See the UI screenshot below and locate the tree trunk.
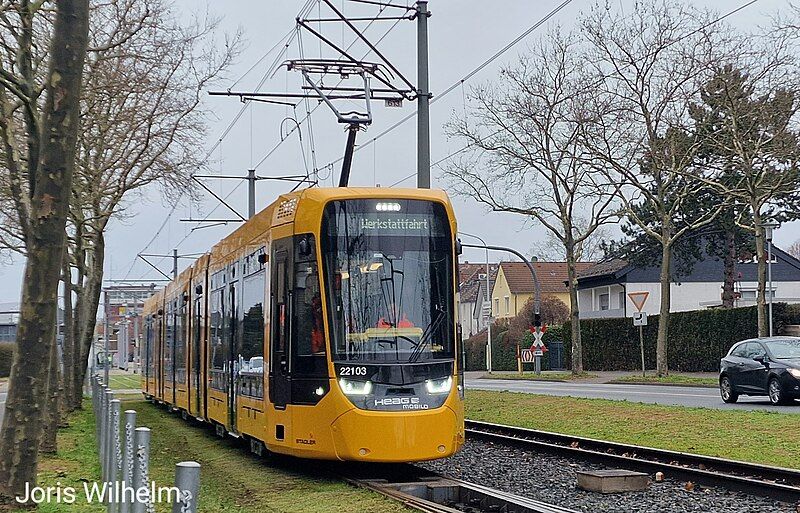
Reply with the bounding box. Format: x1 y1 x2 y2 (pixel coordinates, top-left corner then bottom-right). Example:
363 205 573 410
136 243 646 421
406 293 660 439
69 241 85 409
753 209 767 337
0 0 89 500
656 240 672 377
61 249 75 414
39 331 60 454
72 234 104 408
721 228 737 309
565 239 583 374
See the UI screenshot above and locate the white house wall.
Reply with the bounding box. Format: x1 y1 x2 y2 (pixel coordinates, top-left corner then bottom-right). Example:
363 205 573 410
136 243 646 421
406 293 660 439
580 281 800 318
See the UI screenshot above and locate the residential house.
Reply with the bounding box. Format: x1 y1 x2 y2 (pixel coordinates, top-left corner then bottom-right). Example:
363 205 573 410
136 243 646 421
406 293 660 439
491 261 593 319
0 301 65 343
576 246 800 319
0 302 19 343
458 262 499 339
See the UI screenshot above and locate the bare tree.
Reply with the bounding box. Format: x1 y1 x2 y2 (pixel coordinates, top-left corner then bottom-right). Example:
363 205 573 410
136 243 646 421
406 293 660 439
64 0 240 410
789 239 800 260
580 1 725 376
530 220 609 262
0 0 89 501
444 29 619 375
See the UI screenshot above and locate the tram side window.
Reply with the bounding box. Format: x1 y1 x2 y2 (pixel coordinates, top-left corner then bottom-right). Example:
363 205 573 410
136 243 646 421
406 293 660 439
175 296 186 385
165 302 174 384
210 285 226 391
275 258 287 356
144 317 152 378
292 235 327 376
240 265 265 398
227 274 238 384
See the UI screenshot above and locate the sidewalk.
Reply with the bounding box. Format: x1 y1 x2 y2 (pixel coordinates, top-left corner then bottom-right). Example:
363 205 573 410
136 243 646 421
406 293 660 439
465 370 719 385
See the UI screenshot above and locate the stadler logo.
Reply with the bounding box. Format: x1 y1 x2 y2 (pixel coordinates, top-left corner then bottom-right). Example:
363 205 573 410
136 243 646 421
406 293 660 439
360 217 429 231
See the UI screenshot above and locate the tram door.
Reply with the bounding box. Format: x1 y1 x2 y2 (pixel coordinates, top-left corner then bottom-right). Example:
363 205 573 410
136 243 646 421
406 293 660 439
227 264 239 432
270 246 291 409
192 292 202 416
157 311 164 400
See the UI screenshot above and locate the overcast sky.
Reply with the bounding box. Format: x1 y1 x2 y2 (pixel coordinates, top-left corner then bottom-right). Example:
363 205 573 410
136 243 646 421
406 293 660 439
1 0 798 303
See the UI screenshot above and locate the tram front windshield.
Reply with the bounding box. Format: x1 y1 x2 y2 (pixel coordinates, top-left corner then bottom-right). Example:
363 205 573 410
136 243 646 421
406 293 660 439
322 199 455 364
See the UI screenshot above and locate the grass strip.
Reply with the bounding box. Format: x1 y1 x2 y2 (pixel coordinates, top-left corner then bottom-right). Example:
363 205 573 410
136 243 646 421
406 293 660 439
28 401 410 512
466 390 800 470
480 371 596 382
107 374 141 391
608 374 718 387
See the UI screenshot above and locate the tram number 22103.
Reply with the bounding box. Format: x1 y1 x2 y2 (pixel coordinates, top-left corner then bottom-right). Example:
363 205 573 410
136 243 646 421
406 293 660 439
339 366 368 377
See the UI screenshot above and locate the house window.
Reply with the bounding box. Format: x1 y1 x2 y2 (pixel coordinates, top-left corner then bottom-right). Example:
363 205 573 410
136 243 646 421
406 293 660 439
599 293 609 311
618 291 625 310
504 296 510 314
494 298 499 314
740 289 775 300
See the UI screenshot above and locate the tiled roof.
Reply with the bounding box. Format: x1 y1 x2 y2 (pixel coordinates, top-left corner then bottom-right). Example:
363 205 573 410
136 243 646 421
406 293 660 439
576 259 630 280
458 263 485 286
458 262 499 302
460 280 482 303
500 261 594 294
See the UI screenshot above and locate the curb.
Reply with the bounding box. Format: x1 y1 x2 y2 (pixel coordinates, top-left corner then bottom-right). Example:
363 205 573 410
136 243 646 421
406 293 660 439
606 380 718 389
477 376 719 388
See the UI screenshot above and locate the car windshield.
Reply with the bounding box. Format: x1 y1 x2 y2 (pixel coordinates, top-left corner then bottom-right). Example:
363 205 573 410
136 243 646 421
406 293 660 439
321 199 455 363
764 339 800 359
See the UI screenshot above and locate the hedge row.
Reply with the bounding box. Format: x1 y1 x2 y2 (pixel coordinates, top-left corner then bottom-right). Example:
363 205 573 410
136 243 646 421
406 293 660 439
464 303 800 372
0 342 14 378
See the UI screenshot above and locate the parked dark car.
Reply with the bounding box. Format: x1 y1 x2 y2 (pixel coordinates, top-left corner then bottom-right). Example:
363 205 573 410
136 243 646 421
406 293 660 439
719 337 800 405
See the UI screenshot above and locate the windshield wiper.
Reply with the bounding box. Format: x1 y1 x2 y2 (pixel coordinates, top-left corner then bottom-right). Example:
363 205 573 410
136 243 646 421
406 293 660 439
408 309 446 363
373 336 417 346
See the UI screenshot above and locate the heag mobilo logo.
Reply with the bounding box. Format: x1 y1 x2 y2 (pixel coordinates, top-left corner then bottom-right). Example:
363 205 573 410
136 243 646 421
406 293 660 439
374 397 429 410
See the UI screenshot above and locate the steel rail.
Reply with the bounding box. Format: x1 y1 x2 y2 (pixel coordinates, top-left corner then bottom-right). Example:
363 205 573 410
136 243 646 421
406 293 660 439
465 419 800 504
346 470 579 513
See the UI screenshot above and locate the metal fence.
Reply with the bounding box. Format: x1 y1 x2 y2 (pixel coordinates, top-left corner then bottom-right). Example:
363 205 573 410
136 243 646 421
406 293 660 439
91 376 201 513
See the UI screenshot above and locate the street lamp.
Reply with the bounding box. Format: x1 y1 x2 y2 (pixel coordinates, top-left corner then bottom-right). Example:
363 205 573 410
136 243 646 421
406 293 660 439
458 231 494 373
763 222 779 337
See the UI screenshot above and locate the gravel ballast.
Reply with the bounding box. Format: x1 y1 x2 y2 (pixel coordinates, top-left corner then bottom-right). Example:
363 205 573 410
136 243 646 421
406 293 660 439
418 439 798 513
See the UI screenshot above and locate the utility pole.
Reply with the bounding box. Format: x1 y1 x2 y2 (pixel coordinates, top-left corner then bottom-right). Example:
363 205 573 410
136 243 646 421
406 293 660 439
173 249 178 279
247 168 256 218
416 0 431 189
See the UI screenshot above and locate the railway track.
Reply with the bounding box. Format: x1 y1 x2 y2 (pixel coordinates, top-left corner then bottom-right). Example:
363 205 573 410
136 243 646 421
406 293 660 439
465 419 800 504
345 467 579 513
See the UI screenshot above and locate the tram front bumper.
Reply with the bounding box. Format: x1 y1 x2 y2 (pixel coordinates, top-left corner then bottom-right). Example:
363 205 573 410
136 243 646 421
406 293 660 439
330 405 462 462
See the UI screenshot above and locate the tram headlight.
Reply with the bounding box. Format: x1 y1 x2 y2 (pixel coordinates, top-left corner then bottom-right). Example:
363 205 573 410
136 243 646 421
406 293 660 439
375 202 401 212
339 379 373 396
425 376 453 394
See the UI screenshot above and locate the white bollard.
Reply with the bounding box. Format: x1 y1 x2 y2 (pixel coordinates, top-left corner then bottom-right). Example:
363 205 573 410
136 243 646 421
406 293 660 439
132 427 151 513
108 399 121 513
103 390 114 481
171 462 201 513
120 410 136 513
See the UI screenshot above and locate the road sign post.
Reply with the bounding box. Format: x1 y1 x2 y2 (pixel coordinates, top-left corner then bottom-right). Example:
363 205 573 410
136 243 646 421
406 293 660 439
628 292 650 378
528 325 547 376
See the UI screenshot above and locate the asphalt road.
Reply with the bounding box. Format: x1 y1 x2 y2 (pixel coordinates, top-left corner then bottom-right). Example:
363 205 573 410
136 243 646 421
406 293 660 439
465 378 800 414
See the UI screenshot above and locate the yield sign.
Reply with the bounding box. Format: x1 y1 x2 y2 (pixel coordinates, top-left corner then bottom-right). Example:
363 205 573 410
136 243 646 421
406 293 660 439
627 291 650 312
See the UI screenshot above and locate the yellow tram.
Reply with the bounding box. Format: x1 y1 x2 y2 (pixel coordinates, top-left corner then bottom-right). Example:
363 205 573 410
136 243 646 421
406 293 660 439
141 187 465 462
